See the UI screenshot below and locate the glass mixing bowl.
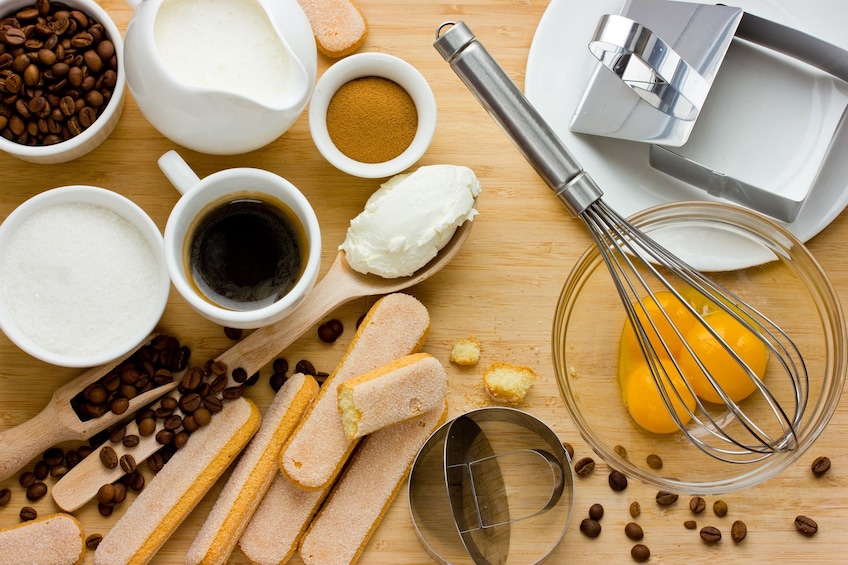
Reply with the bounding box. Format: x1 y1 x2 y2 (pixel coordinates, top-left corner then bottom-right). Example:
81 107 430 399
552 201 846 494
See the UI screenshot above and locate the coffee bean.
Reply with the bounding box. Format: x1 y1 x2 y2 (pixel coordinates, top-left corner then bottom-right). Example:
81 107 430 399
50 464 68 478
25 482 47 501
684 520 697 530
270 372 288 392
579 518 601 538
811 456 831 477
174 431 190 449
295 359 316 376
99 446 118 469
318 319 343 343
794 515 818 536
656 491 678 506
182 414 198 433
574 457 595 477
689 496 706 514
86 533 103 550
629 501 641 518
19 471 35 489
210 374 228 394
164 414 183 431
614 444 628 459
119 454 136 474
193 407 211 427
646 454 663 469
222 385 244 400
180 392 202 413
232 367 248 383
0 488 11 506
122 434 140 448
209 360 227 376
700 526 722 543
112 481 127 504
244 371 259 387
147 452 165 473
97 483 115 504
273 358 289 374
224 326 242 340
44 447 65 466
156 429 175 445
203 395 223 414
110 397 129 415
109 426 126 444
631 544 650 562
609 470 628 491
589 503 604 521
561 441 574 460
33 460 49 480
98 503 113 517
181 367 203 391
625 522 644 541
20 506 37 521
731 520 747 542
713 500 728 517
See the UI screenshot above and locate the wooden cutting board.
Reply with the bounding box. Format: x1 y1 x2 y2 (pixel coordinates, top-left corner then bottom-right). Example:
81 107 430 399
2 0 847 562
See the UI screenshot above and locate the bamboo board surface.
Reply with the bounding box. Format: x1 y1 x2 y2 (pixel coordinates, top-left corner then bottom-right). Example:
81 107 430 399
2 0 848 562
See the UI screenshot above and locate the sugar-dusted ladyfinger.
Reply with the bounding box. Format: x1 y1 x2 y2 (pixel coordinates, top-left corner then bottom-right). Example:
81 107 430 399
299 402 448 565
279 293 430 491
0 513 85 565
337 352 447 439
186 374 319 565
296 0 368 58
94 397 261 565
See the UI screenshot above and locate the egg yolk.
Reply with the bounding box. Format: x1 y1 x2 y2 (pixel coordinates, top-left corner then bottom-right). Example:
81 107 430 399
623 359 696 434
620 291 697 362
677 310 768 404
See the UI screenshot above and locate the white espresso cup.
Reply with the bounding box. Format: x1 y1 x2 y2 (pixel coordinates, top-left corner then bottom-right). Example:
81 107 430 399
160 150 321 328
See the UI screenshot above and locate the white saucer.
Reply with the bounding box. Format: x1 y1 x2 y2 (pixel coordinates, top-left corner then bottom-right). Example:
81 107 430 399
525 0 848 268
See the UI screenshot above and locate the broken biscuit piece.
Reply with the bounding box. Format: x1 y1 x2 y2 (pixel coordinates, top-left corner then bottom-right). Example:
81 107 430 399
450 337 481 366
483 361 537 404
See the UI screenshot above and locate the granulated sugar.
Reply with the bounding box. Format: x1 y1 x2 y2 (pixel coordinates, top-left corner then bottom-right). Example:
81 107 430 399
0 202 161 358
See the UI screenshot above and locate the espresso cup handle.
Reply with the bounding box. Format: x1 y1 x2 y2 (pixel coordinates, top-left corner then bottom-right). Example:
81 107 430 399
158 150 201 195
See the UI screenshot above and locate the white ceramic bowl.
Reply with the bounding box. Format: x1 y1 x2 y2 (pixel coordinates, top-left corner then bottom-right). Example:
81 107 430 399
309 53 437 178
0 0 126 164
0 186 170 367
160 151 322 329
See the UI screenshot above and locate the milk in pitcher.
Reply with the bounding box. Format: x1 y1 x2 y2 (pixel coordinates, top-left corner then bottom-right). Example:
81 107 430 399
154 0 290 106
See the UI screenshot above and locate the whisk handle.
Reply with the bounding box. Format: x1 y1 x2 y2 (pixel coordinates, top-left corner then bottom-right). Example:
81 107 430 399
434 21 602 216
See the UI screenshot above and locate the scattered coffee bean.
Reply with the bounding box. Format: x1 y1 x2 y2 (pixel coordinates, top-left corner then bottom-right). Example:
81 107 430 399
629 501 641 518
232 367 248 383
270 372 288 392
203 395 224 414
20 506 37 521
684 520 697 530
811 456 831 477
625 522 644 541
731 520 747 542
609 470 628 491
223 326 243 340
222 385 244 400
193 408 212 427
614 444 628 459
86 533 103 550
112 482 127 504
317 319 344 343
65 451 81 470
589 503 604 521
179 392 202 413
98 503 114 517
579 518 602 538
244 371 259 387
272 357 289 374
109 426 127 444
25 482 47 501
631 543 650 562
296 359 316 376
574 457 595 477
700 526 722 543
0 488 11 506
713 499 728 517
128 471 145 492
19 471 35 489
99 446 118 469
315 371 329 385
33 460 49 480
44 447 64 466
656 491 678 506
97 483 115 505
147 452 165 473
156 429 175 445
794 515 818 536
173 431 190 450
50 464 68 478
122 434 140 448
561 441 574 459
646 454 663 469
119 454 136 474
689 496 706 514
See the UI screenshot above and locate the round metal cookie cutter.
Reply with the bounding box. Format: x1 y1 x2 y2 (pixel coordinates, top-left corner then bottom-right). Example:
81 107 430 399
408 407 574 564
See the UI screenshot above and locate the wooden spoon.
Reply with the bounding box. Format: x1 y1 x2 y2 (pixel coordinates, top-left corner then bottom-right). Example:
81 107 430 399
0 335 181 482
52 208 477 511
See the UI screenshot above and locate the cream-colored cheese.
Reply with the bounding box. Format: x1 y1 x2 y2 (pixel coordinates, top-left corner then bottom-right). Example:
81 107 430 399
340 164 480 277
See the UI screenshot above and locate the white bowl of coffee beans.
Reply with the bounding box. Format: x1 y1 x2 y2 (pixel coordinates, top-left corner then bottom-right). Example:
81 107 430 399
0 0 126 164
309 52 437 178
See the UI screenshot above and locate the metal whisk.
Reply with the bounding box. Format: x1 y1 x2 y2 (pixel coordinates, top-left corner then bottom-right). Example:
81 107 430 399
434 21 808 463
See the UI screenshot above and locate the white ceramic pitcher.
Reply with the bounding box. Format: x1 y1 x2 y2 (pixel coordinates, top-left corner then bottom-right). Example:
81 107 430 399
123 0 317 155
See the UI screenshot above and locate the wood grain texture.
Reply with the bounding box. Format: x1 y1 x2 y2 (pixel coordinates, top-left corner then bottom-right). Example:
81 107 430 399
2 0 848 563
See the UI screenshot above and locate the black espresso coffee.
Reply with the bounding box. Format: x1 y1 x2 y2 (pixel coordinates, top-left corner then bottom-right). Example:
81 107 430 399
186 194 306 310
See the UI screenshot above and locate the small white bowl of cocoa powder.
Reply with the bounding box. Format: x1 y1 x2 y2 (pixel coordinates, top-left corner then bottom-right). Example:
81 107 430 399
308 52 437 178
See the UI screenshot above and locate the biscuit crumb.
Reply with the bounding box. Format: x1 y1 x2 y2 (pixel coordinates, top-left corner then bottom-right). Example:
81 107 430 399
450 337 481 366
482 362 536 404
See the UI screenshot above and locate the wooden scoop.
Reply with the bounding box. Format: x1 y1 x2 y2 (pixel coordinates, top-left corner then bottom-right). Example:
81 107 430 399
52 208 477 511
0 336 181 482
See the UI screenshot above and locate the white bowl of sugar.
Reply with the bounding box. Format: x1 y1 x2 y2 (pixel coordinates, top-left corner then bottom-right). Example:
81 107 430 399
0 186 170 367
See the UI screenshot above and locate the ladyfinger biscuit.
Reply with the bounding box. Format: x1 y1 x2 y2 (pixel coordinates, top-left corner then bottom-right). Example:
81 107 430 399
338 353 447 439
299 402 448 565
238 473 328 565
186 374 319 565
94 397 261 565
0 513 85 565
280 293 430 491
297 0 368 58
